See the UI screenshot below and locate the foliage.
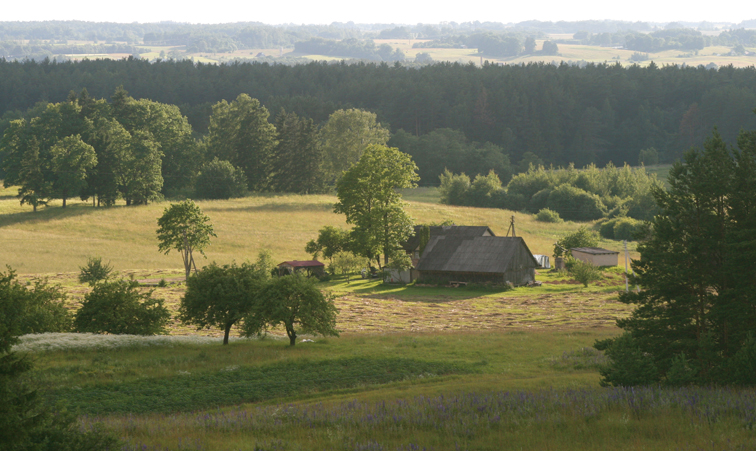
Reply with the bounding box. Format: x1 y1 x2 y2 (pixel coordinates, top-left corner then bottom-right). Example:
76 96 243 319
568 259 603 287
638 147 659 165
595 333 660 386
334 145 419 267
205 93 277 191
193 158 247 200
385 251 413 273
180 256 271 345
331 252 365 280
73 279 170 335
541 41 559 55
270 110 325 193
305 226 351 264
545 184 606 221
0 267 72 340
535 208 563 223
49 135 97 207
156 200 216 281
78 256 114 286
319 109 390 184
596 126 756 386
553 226 599 258
390 128 511 187
438 169 471 205
242 274 339 346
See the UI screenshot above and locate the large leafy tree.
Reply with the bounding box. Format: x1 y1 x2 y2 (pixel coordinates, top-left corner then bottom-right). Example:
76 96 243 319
156 200 216 281
596 128 756 386
49 135 97 207
334 144 418 267
270 110 325 193
319 108 390 184
205 94 277 191
242 273 339 346
180 255 271 345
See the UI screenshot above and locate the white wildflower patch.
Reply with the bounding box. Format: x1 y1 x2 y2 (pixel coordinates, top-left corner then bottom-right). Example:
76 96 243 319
12 333 255 353
221 365 239 372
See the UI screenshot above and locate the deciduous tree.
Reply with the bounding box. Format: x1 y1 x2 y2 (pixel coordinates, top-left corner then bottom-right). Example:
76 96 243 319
320 109 390 184
156 200 216 281
242 273 339 346
334 145 418 267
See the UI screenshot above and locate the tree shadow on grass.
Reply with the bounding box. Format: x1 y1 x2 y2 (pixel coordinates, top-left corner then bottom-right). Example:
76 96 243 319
206 202 334 213
346 282 508 303
0 203 127 229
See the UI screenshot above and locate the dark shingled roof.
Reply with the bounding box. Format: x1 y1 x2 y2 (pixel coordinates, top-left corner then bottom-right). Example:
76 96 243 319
571 247 619 255
417 236 538 274
402 225 494 252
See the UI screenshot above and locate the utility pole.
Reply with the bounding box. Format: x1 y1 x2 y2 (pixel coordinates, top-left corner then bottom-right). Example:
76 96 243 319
506 215 516 237
624 240 629 293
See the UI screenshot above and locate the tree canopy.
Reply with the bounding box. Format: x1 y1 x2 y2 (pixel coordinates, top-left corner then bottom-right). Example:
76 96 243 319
156 200 216 281
334 144 418 267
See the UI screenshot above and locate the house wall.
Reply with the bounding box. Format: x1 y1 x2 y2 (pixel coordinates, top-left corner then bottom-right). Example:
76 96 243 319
571 250 618 267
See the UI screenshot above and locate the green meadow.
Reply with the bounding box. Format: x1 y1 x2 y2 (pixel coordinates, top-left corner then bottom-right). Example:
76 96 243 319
5 184 755 450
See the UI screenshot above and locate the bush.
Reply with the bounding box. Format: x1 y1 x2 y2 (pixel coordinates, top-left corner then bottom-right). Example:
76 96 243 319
438 169 470 205
613 217 642 241
554 226 599 258
546 184 606 221
0 268 72 336
194 158 247 199
529 188 552 213
595 333 661 387
599 218 617 239
535 208 563 223
569 259 603 287
78 256 114 286
74 280 170 335
638 147 659 165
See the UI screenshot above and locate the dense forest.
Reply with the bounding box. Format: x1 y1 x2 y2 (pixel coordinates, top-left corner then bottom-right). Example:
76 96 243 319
2 58 756 183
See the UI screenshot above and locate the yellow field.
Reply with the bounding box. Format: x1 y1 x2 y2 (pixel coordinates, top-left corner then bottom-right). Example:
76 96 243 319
0 185 635 275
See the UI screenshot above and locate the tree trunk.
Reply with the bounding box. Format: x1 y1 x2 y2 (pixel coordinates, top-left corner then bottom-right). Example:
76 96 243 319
287 327 296 346
62 196 66 208
223 323 232 345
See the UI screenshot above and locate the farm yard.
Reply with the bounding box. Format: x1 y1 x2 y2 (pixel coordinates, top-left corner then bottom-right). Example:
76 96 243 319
3 185 756 450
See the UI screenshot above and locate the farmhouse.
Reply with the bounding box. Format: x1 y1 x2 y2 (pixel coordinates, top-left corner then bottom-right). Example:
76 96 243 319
277 260 325 277
416 235 538 286
402 225 494 264
570 247 619 267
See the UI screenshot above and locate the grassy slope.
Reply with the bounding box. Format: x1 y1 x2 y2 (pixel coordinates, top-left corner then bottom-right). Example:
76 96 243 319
0 185 637 275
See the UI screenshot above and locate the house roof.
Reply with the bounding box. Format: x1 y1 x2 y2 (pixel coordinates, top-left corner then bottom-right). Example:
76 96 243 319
402 225 495 252
278 260 325 268
416 236 538 274
571 247 619 255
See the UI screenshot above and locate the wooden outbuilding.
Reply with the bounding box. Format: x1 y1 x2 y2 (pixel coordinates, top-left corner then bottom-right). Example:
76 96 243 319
570 247 619 267
277 260 325 277
416 236 538 286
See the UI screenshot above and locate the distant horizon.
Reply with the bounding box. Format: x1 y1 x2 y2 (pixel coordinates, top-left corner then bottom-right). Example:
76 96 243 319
3 0 754 28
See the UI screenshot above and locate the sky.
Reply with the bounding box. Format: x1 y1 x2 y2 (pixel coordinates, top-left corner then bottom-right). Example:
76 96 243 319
2 0 752 25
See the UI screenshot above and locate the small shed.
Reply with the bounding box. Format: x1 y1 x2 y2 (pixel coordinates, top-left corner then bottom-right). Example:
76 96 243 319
416 236 538 286
571 247 619 267
277 260 325 277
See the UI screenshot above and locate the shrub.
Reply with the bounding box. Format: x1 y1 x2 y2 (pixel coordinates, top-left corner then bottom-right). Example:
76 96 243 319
438 169 470 205
529 188 552 213
0 268 72 336
536 208 563 223
74 280 170 335
595 333 661 387
569 259 603 287
638 147 659 165
78 256 114 285
194 158 247 200
613 217 643 241
546 184 606 221
599 218 617 239
554 226 599 258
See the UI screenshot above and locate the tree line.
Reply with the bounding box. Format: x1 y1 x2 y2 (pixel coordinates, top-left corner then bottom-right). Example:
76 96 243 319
2 58 756 176
572 28 756 52
0 86 396 209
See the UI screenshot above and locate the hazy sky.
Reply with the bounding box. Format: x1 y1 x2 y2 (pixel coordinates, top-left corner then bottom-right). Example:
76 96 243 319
3 0 751 25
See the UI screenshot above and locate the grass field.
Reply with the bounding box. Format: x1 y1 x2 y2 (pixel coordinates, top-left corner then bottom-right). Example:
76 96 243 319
7 184 753 450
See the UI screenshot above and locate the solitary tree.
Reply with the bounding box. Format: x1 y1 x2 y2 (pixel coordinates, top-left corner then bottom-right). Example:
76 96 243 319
156 200 216 281
242 273 339 346
334 145 418 267
180 255 271 345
